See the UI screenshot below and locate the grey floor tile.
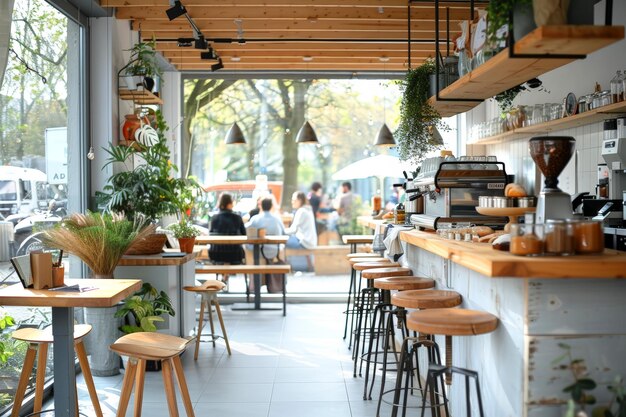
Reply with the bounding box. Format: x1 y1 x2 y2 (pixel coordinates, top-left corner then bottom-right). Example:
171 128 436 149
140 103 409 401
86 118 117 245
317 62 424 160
271 382 348 402
274 366 345 383
194 402 270 417
197 382 274 403
209 366 277 384
268 401 351 417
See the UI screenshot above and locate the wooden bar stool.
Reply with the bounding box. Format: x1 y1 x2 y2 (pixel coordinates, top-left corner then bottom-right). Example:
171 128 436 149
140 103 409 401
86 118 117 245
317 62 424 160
11 324 103 417
384 290 462 417
343 258 392 348
346 252 380 259
184 279 231 358
110 332 195 417
407 309 499 417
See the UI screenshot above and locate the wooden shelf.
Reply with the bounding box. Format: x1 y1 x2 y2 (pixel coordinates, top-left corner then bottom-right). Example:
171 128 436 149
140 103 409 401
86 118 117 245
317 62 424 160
119 89 163 105
472 100 626 145
430 25 624 117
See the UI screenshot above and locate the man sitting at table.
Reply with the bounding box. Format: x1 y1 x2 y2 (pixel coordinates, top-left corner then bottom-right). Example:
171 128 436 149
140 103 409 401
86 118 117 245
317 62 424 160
246 197 286 260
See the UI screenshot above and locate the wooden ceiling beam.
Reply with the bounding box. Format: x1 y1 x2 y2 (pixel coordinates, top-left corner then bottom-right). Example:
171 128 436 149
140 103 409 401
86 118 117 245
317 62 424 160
115 5 475 21
140 29 450 40
173 62 417 70
104 0 484 8
165 55 411 63
155 41 438 52
160 50 431 58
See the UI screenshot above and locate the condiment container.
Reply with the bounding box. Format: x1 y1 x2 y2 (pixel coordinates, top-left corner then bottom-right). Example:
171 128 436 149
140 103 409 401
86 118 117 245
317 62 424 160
571 220 604 254
516 197 535 208
394 203 406 225
372 195 382 212
493 197 513 208
510 224 544 256
544 220 574 256
600 90 613 107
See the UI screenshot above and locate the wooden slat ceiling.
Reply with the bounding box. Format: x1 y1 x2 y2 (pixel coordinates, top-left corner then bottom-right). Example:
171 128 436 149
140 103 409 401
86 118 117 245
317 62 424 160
100 0 486 72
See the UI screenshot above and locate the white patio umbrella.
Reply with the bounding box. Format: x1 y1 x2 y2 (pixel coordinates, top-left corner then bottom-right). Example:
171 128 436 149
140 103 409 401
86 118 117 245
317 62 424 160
332 154 415 201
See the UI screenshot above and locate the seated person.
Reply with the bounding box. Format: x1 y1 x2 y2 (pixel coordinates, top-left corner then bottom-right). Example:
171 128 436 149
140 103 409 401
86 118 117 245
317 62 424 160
246 198 285 261
285 192 317 271
209 193 246 266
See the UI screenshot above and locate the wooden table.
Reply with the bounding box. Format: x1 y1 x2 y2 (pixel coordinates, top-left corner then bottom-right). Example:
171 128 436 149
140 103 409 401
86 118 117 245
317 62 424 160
0 278 141 417
195 235 289 310
341 234 374 253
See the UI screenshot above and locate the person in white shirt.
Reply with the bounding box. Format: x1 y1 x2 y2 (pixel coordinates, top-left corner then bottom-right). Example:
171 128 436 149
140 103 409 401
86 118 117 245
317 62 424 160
246 198 285 260
285 191 317 249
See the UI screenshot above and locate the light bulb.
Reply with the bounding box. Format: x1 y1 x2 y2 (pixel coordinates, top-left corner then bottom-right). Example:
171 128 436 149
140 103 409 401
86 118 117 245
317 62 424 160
87 146 95 160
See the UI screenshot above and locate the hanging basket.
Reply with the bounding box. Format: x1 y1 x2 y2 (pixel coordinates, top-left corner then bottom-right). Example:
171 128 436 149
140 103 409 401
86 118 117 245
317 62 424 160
125 233 167 255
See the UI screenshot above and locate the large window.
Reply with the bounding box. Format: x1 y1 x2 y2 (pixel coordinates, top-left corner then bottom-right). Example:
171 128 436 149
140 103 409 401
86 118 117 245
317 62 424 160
0 0 86 412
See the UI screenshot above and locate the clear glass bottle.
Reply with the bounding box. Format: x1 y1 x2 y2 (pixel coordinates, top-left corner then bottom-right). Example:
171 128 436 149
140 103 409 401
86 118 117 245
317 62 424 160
619 70 626 102
610 70 622 104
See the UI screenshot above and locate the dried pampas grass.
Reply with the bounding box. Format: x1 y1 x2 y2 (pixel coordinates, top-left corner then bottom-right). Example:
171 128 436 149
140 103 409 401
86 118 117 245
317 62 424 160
42 212 156 276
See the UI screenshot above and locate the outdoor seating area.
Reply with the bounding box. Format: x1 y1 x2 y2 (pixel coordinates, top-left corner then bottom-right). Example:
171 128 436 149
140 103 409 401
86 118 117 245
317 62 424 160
2 1 626 417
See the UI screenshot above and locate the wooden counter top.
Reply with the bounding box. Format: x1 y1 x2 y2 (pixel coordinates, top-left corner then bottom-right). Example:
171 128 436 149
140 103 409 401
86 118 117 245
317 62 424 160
400 229 626 279
357 216 387 230
118 251 198 266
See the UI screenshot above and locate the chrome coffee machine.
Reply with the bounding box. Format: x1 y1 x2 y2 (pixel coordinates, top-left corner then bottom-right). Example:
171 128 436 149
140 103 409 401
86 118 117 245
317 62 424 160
601 121 626 201
409 158 508 230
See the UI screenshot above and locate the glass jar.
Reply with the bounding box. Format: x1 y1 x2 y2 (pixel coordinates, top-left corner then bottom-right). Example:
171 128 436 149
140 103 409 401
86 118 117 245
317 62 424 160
611 70 623 103
458 50 471 77
572 220 604 254
372 195 382 213
600 90 613 107
591 92 601 110
394 203 406 225
532 104 544 125
510 224 544 256
577 95 588 113
544 220 574 256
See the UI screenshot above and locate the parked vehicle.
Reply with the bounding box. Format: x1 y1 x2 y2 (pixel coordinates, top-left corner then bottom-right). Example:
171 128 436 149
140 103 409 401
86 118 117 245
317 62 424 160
0 166 49 218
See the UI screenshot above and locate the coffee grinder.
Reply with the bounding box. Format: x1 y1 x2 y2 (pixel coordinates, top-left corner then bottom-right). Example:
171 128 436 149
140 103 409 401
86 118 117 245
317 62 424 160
529 136 576 224
601 118 626 201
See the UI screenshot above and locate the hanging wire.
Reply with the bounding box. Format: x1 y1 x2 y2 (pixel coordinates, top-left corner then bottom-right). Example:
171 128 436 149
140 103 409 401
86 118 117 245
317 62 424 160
8 48 47 84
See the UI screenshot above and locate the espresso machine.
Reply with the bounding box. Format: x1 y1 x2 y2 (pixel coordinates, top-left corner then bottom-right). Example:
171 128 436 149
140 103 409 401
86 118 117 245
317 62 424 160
600 119 626 227
529 136 576 224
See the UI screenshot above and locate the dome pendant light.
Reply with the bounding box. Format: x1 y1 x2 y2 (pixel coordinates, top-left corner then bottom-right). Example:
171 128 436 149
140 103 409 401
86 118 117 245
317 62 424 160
374 123 395 147
225 122 246 145
296 120 318 144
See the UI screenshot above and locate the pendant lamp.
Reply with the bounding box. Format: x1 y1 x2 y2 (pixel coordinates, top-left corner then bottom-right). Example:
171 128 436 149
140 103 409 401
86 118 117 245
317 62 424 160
374 123 395 147
296 120 319 144
225 122 246 145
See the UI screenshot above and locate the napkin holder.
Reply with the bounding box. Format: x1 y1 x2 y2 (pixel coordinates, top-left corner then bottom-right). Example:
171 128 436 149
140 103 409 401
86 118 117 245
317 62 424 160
31 252 53 290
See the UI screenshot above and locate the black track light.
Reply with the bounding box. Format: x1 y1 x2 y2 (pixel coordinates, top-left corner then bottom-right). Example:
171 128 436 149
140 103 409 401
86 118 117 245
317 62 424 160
166 1 186 21
211 58 224 72
200 47 218 60
177 37 194 47
194 36 208 50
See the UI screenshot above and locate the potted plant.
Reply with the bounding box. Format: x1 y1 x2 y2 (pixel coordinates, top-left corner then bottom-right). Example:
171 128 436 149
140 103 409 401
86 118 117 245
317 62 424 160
168 218 200 253
396 59 446 164
96 110 201 254
121 39 163 92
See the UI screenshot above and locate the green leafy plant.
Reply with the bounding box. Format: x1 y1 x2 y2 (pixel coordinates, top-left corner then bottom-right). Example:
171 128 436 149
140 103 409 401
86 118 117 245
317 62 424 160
122 39 163 79
96 110 201 223
41 211 156 276
494 84 526 113
554 343 626 417
168 218 200 239
396 59 446 164
0 308 16 364
115 282 175 333
486 0 533 46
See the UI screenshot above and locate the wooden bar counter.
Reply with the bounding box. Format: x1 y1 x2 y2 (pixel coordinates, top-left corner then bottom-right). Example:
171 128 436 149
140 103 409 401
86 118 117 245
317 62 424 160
396 228 626 417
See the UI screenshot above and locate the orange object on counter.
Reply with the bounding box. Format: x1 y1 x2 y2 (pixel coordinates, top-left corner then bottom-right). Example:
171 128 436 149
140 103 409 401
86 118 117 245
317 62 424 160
372 195 382 212
573 220 604 254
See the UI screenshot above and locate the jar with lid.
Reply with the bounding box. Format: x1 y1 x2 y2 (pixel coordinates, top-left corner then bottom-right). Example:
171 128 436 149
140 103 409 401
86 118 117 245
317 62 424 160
394 203 406 225
611 70 623 103
571 219 604 254
591 92 601 110
510 223 544 256
600 90 613 107
577 95 588 113
544 220 574 256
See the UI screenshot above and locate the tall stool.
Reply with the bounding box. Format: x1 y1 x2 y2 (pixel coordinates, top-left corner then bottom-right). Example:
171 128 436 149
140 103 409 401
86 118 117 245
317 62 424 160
363 276 436 402
343 253 382 340
110 332 195 417
407 309 498 417
11 324 103 417
344 257 392 347
384 290 462 417
184 279 231 358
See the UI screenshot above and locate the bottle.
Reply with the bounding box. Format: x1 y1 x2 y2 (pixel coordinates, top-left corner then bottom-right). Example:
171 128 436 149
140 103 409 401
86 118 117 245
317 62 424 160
610 71 622 104
619 70 626 102
394 203 406 225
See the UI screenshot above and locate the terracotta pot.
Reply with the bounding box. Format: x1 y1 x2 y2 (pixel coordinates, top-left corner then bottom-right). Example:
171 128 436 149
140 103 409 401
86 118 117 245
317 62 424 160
178 237 196 253
121 114 150 141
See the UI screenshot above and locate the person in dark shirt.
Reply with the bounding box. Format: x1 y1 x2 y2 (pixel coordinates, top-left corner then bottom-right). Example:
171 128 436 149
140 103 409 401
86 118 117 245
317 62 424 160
209 193 246 264
309 182 323 218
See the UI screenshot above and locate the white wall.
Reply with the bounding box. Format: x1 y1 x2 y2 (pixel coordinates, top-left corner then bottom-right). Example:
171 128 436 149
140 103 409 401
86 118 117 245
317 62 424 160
463 0 626 198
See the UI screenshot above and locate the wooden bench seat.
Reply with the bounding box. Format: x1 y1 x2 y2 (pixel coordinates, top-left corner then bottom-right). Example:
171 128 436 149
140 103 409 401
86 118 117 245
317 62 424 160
285 245 351 275
196 264 291 275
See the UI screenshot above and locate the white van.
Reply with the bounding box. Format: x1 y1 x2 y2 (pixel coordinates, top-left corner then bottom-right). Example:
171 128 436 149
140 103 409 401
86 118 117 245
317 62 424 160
0 166 49 217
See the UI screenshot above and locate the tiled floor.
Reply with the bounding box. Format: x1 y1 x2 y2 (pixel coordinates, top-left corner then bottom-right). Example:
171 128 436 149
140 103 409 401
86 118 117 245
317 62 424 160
49 303 408 417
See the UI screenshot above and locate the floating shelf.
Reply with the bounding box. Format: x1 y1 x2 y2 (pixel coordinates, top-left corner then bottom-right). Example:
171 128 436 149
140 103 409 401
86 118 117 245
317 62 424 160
471 100 626 145
119 89 163 105
430 25 624 117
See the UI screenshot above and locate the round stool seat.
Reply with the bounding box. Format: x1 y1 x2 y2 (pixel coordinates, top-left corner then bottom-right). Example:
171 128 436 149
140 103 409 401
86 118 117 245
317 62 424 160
407 308 498 336
362 267 412 279
12 324 92 343
349 257 388 265
110 332 191 361
354 261 400 271
184 279 226 293
392 289 461 310
346 252 379 259
374 276 435 291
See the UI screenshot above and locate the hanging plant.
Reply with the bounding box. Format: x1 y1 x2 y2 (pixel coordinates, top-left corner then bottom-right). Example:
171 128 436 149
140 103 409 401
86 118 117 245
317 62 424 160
396 59 447 164
494 84 526 113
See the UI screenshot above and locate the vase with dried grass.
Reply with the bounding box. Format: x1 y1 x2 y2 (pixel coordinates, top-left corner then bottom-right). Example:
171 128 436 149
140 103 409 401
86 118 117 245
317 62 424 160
41 211 155 376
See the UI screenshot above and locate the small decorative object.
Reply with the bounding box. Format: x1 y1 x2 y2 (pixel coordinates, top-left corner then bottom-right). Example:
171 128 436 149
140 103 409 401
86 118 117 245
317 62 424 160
30 252 53 290
563 92 578 117
168 218 200 253
134 124 159 146
121 114 151 141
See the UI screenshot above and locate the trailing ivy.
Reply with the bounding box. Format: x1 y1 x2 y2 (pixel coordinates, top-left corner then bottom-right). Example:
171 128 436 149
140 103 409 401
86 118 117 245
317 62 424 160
494 84 526 113
396 59 446 165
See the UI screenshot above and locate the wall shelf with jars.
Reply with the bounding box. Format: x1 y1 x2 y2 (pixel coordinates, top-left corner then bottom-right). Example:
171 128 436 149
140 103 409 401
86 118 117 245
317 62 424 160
429 25 624 118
